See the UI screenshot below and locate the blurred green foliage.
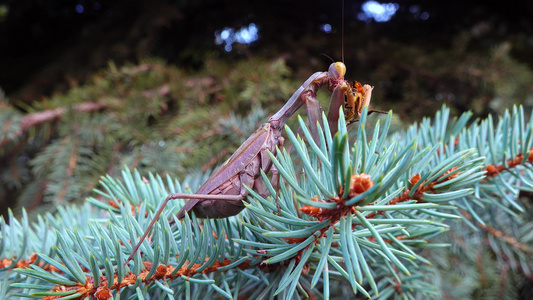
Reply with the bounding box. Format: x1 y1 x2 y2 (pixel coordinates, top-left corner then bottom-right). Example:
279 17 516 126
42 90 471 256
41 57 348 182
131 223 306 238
0 58 301 218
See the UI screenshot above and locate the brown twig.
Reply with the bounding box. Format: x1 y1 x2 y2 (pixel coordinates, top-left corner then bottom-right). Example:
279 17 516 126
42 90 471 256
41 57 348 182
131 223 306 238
485 148 533 178
0 253 60 272
42 258 251 300
0 102 105 147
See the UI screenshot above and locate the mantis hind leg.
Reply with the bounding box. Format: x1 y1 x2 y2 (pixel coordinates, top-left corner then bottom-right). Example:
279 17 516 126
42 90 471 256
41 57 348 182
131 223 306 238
174 193 243 219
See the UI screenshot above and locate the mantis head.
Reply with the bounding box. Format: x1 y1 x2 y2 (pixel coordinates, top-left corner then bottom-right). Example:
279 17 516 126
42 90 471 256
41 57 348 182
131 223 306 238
327 62 347 91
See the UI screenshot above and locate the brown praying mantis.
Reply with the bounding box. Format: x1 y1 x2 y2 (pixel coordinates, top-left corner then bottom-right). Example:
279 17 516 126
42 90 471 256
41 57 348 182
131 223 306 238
125 61 375 264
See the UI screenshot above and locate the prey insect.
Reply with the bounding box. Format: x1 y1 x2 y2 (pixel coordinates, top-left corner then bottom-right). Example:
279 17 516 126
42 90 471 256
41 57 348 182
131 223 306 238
125 62 375 264
326 79 385 134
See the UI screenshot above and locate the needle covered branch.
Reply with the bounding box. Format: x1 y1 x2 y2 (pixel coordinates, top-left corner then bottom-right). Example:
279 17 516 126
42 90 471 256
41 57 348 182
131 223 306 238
2 106 533 299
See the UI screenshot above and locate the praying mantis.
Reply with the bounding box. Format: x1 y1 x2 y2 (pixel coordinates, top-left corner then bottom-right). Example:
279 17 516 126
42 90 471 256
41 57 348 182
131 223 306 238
125 61 375 264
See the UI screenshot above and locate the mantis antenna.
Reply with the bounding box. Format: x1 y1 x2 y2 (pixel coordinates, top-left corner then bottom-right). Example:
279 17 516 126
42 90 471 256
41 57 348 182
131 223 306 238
342 0 345 63
322 0 345 64
320 53 335 63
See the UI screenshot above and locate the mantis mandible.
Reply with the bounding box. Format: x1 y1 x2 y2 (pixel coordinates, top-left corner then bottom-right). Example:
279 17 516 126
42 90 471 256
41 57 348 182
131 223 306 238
125 62 373 264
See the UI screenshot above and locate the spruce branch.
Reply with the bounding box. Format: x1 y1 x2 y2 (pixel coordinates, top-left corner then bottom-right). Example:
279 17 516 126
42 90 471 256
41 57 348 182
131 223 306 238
0 102 105 147
1 106 532 298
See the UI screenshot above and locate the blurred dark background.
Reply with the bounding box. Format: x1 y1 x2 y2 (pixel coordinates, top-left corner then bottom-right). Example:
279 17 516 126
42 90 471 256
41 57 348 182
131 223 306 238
2 0 532 117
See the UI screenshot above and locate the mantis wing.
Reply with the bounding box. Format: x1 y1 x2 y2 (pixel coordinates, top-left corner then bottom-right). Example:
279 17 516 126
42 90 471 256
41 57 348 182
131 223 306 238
196 123 272 195
175 123 272 219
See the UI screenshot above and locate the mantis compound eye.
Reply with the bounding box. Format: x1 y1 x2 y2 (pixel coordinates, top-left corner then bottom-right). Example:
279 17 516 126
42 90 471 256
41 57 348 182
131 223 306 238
328 62 346 80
